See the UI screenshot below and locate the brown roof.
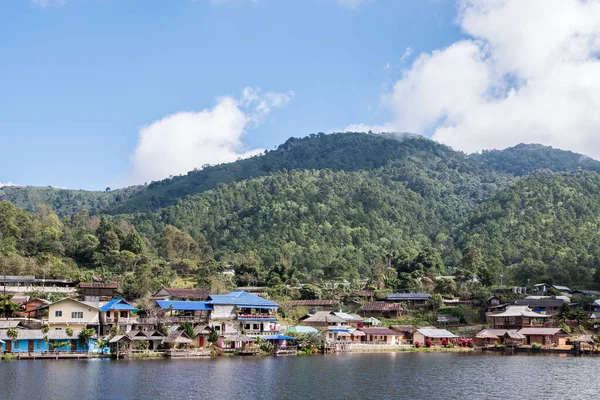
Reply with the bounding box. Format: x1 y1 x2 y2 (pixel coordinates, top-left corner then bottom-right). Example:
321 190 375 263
79 282 119 289
288 300 335 307
162 288 209 300
359 302 403 312
389 325 416 334
517 328 569 336
359 328 403 336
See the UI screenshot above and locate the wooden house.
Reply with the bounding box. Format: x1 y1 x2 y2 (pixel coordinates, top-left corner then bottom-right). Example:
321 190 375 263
412 328 457 346
389 325 416 344
358 328 404 345
287 299 335 313
79 283 118 302
358 302 403 319
518 327 570 346
386 293 430 308
486 306 549 329
154 288 209 301
513 298 567 315
164 330 193 348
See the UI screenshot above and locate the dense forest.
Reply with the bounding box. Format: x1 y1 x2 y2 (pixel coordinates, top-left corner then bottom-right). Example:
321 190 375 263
3 132 600 296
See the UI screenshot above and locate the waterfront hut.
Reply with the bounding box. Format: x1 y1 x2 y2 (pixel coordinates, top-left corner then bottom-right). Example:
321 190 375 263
412 328 457 346
474 330 501 346
144 330 166 350
164 330 193 349
192 325 211 347
358 328 404 345
108 335 133 356
262 334 297 350
502 331 526 346
224 334 256 351
389 325 416 344
517 327 570 347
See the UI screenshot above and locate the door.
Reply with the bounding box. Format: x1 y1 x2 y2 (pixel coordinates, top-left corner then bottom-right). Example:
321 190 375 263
6 340 11 352
71 340 77 352
28 340 34 352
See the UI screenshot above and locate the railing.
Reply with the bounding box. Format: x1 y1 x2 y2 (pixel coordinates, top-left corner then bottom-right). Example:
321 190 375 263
238 313 276 320
105 318 134 324
133 317 209 324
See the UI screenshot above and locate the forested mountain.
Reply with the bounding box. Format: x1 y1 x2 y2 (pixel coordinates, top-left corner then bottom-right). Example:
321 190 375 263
3 132 600 294
0 185 142 215
474 143 600 176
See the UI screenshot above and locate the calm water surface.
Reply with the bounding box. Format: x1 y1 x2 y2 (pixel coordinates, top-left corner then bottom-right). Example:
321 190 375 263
1 353 598 400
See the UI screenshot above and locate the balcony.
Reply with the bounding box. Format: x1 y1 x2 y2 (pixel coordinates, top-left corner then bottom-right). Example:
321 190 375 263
237 313 277 321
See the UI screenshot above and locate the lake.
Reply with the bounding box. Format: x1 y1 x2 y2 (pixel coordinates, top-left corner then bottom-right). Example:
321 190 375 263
1 352 598 399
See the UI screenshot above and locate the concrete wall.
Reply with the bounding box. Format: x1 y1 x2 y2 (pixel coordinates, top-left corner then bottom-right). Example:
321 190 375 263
48 299 99 326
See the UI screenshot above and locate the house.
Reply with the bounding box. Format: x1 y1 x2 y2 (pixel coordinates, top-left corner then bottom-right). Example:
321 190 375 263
487 296 501 307
389 325 416 344
333 312 362 326
386 293 430 307
79 283 119 302
552 285 571 295
99 298 139 335
287 299 336 312
126 329 165 350
518 327 570 346
21 298 51 318
43 298 100 332
358 328 404 345
412 328 457 346
192 325 212 347
0 329 100 353
164 330 193 348
155 300 212 326
486 306 549 329
571 289 600 298
474 329 522 346
358 302 403 319
437 315 460 328
513 298 567 315
0 275 76 294
206 290 280 337
300 311 348 328
154 288 209 301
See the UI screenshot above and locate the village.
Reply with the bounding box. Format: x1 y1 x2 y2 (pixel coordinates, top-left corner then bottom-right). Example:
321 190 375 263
1 276 600 360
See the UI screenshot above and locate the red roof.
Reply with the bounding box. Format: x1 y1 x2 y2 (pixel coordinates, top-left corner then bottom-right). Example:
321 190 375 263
359 302 403 312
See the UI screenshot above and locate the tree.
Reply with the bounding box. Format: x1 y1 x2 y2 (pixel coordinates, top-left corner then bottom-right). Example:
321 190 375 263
122 231 146 255
208 328 219 344
0 294 19 318
6 327 18 342
65 328 74 338
300 285 322 300
434 278 458 298
78 327 96 351
180 322 195 341
557 302 572 321
426 293 443 311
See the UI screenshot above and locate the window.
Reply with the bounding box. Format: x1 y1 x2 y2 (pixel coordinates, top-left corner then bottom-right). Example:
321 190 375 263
55 310 62 317
120 311 128 318
71 312 83 319
54 328 62 331
106 311 111 318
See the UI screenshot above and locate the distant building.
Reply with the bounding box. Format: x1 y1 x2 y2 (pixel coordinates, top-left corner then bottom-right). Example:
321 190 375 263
154 288 209 301
358 302 403 319
79 283 119 302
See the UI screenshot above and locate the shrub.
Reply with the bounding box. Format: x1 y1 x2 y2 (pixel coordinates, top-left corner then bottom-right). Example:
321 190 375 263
531 343 542 350
441 339 448 347
414 341 421 348
425 339 433 348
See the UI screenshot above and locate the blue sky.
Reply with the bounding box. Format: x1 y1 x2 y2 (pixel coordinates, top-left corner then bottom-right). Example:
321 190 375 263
3 0 600 190
0 0 461 189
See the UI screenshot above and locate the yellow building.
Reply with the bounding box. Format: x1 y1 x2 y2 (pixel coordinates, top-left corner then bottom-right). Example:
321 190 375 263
46 298 100 331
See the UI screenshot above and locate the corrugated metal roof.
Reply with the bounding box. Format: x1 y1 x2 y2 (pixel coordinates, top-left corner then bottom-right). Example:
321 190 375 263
333 312 361 321
156 300 212 311
80 283 119 289
0 321 22 329
514 298 566 308
416 328 457 338
517 328 569 335
158 288 209 300
207 291 278 308
387 293 430 301
359 302 403 311
99 298 139 312
302 311 346 324
389 325 416 333
489 305 550 318
288 299 335 306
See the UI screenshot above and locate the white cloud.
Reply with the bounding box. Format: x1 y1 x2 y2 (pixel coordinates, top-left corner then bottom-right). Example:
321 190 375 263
0 181 16 188
349 0 600 158
342 123 393 133
32 0 66 7
336 0 373 10
129 88 293 184
399 47 413 63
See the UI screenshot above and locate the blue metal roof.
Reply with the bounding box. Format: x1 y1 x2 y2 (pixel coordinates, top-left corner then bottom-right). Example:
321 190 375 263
99 298 139 312
156 300 213 311
262 334 296 341
207 291 278 308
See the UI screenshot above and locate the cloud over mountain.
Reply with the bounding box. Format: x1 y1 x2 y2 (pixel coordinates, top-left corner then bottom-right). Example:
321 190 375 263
129 88 293 184
348 0 600 158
